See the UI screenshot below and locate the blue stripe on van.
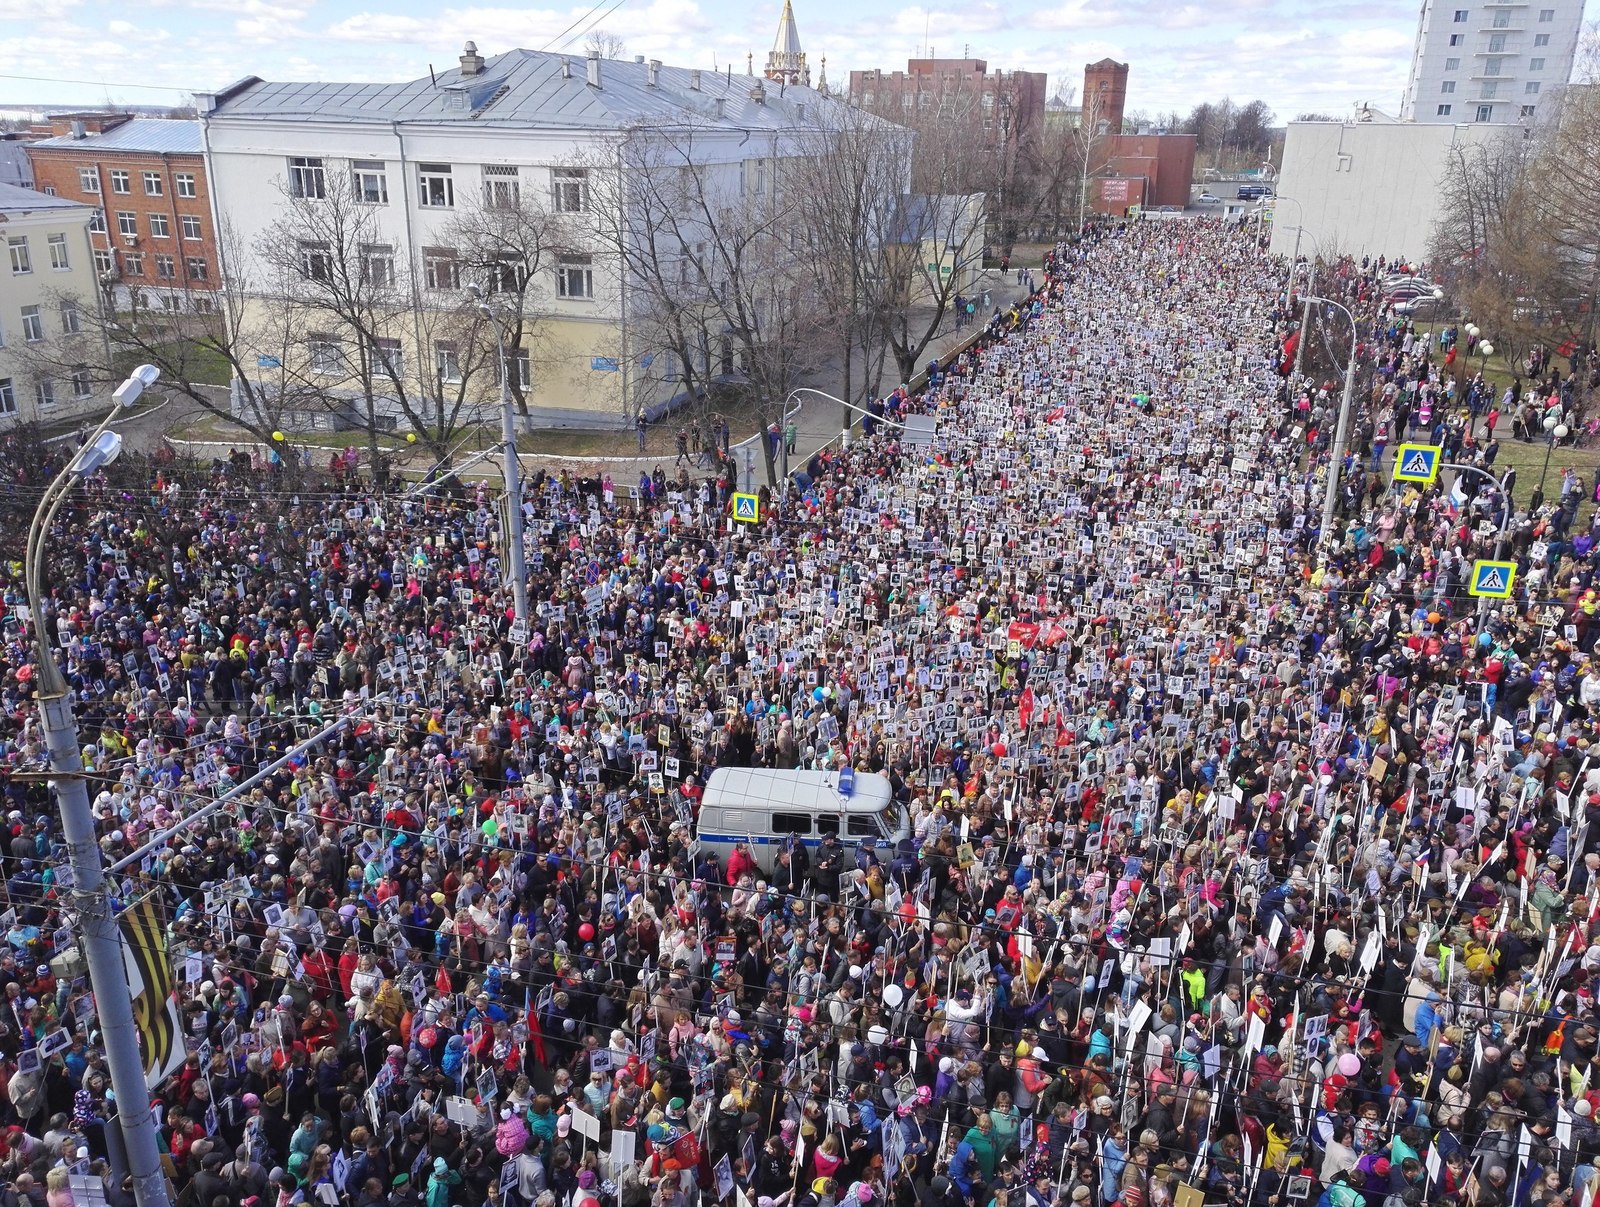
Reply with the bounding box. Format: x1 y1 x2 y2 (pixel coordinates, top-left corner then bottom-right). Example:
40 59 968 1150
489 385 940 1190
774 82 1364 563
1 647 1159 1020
697 832 824 847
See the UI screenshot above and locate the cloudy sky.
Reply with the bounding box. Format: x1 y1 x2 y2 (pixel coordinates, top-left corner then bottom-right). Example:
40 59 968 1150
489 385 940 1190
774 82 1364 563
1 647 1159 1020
4 0 1597 121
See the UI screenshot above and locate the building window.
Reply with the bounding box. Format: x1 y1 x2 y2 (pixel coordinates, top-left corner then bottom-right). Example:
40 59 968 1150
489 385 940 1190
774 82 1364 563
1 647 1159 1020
1539 7 1555 19
8 237 30 275
122 251 144 276
1482 80 1499 96
423 247 460 290
551 168 587 213
417 164 454 207
1444 57 1460 70
175 172 196 198
185 256 208 280
149 212 170 238
71 367 92 398
309 335 344 374
1449 33 1463 44
1535 32 1551 44
1437 103 1454 115
288 157 326 199
88 210 106 234
435 342 462 384
110 169 130 194
1441 80 1456 93
117 211 137 237
483 165 519 209
1488 33 1507 51
35 379 55 409
901 93 914 110
352 160 389 204
78 167 99 194
556 254 593 299
368 337 404 378
154 254 176 279
0 379 13 415
505 347 531 389
1452 9 1467 19
359 243 395 287
299 241 332 281
60 301 80 334
1521 104 1537 116
1493 8 1510 25
1526 81 1541 93
485 258 525 294
142 171 163 196
1530 56 1546 70
20 307 44 343
181 215 202 240
92 248 114 274
1476 104 1494 121
47 233 69 270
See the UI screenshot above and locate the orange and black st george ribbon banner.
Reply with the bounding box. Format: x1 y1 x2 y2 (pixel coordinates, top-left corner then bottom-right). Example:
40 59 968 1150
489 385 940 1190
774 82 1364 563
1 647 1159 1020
118 894 187 1088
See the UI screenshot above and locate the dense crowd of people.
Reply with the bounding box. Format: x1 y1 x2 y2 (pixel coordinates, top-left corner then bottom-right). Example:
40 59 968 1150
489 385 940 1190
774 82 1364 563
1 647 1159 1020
2 218 1600 1207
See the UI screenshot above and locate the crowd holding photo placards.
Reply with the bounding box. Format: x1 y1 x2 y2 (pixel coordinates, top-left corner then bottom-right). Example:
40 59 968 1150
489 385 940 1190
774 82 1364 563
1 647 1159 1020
2 217 1600 1207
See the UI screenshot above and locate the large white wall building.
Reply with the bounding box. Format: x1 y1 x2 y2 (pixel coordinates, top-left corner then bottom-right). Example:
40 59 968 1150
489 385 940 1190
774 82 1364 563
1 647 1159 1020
1400 0 1584 124
196 43 854 428
1270 117 1508 264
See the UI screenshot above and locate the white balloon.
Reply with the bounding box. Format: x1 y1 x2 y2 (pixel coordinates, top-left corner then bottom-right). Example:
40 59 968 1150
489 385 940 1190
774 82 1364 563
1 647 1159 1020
883 984 904 1008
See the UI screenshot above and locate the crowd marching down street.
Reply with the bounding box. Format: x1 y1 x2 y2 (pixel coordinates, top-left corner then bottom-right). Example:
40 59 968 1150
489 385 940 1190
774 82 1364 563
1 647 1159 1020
4 218 1600 1207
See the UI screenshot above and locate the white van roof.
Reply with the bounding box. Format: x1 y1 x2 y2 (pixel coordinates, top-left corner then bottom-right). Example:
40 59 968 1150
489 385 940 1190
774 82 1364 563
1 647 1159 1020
703 766 893 812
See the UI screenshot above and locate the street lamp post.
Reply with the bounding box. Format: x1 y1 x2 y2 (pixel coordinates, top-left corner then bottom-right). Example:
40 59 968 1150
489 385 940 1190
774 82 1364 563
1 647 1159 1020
1310 296 1362 544
24 366 172 1207
466 285 530 631
1538 413 1570 502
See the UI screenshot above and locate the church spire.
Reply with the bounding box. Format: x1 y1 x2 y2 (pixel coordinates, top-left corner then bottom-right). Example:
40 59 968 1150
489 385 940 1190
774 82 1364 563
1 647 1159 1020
764 0 810 88
816 55 828 97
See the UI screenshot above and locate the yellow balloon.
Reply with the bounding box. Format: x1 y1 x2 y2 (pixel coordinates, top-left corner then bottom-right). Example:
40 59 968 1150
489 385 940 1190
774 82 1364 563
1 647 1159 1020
406 432 417 443
271 430 286 442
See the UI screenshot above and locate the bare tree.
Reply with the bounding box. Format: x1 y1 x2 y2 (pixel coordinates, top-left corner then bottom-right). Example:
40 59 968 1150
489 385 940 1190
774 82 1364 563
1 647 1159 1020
583 30 628 60
256 170 493 466
440 180 572 417
17 221 335 447
589 121 832 485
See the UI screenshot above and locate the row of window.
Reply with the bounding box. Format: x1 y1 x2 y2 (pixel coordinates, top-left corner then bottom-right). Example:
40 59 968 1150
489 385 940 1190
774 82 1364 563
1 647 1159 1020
86 210 205 241
0 372 94 416
1437 103 1539 118
1453 7 1558 20
94 248 208 281
289 158 589 212
305 334 531 388
296 241 592 298
1448 31 1553 45
1442 79 1540 93
7 233 72 275
77 167 197 198
0 300 82 347
1443 55 1548 69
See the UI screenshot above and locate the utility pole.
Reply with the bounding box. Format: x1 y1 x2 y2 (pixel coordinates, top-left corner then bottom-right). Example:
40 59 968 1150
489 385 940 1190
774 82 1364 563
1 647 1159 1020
467 285 530 630
25 367 172 1207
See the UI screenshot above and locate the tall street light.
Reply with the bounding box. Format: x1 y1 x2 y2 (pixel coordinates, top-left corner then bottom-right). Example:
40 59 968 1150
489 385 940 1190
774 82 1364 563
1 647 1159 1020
1309 295 1362 543
24 365 172 1207
1538 412 1569 502
466 284 530 631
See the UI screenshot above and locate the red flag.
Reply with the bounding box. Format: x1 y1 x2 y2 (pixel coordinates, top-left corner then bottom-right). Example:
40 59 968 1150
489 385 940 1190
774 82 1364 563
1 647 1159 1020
1019 686 1036 729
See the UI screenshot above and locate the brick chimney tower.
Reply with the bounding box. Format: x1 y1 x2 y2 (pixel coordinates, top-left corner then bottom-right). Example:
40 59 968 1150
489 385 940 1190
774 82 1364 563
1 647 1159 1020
1082 58 1128 135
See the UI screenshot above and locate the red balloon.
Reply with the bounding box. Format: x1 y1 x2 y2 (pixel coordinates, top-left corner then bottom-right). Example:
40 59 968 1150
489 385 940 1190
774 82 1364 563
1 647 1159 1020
578 923 595 942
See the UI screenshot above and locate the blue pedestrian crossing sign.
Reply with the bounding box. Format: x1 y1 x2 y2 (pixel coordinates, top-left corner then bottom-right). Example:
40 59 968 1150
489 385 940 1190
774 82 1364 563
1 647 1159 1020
1393 443 1442 484
1468 560 1517 599
732 492 761 524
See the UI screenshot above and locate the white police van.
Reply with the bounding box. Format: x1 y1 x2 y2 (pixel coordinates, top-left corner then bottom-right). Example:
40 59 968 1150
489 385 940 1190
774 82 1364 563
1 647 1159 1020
694 767 909 871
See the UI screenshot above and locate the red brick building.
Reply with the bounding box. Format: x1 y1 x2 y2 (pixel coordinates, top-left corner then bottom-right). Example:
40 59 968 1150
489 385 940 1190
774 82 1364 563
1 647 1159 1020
847 58 1048 155
26 113 219 315
1079 63 1198 216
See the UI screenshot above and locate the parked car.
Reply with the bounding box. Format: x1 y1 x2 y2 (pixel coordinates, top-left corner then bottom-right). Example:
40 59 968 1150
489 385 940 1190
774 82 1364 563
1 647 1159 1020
1197 191 1221 204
